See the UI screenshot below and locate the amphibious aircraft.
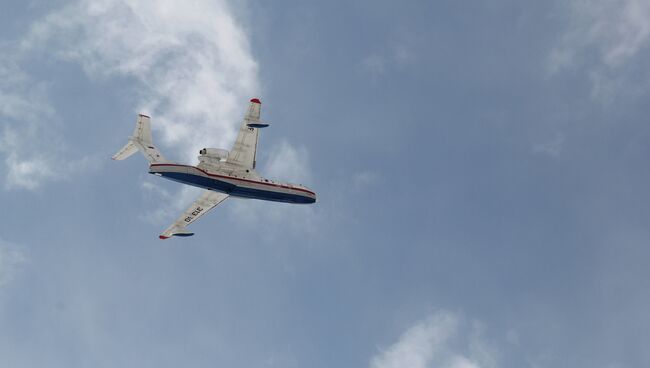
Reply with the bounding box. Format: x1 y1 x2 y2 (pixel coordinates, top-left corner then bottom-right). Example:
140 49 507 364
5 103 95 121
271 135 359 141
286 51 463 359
112 98 316 239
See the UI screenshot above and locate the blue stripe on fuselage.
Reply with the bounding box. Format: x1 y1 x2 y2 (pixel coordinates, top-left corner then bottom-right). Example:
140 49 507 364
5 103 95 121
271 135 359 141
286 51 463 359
152 171 315 204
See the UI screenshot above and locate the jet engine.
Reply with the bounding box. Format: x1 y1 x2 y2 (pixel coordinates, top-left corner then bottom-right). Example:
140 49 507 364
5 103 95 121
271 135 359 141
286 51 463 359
199 148 229 160
198 148 229 165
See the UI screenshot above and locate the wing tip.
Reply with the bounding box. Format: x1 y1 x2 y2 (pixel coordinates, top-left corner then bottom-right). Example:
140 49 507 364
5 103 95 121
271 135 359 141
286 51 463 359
158 233 194 239
250 98 261 104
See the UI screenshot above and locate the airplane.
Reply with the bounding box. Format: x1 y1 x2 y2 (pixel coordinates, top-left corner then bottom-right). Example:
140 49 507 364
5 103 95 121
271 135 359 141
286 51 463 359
112 98 316 239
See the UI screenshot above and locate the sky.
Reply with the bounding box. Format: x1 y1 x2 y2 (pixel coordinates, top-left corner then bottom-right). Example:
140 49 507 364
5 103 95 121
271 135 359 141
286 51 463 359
1 0 649 367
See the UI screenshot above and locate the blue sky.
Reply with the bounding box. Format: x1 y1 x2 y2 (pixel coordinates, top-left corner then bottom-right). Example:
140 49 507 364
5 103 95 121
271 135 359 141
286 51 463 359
1 1 649 367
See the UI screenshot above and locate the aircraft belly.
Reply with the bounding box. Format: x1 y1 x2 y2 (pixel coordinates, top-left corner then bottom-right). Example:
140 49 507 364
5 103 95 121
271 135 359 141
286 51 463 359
230 185 314 203
158 171 235 193
158 171 314 203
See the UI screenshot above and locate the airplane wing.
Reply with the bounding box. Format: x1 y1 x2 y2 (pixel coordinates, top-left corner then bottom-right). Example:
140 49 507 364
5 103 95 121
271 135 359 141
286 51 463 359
227 98 269 170
159 190 229 239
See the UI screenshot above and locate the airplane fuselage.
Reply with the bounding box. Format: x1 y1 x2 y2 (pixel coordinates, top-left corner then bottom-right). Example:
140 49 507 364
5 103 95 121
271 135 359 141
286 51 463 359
149 163 316 204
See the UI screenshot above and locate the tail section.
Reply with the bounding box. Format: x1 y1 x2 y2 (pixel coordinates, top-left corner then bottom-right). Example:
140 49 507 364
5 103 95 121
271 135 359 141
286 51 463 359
112 141 138 160
112 114 167 163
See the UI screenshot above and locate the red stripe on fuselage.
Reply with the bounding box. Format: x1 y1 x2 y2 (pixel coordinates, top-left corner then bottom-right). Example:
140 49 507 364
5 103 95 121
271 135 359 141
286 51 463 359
149 163 316 196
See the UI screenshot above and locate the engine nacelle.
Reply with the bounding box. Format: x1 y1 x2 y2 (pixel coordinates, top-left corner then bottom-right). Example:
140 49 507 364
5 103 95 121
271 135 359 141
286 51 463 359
199 148 229 160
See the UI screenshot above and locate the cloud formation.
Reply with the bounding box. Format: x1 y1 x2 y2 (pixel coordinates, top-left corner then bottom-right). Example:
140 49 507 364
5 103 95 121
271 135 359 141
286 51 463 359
548 0 650 101
359 30 417 81
532 132 565 158
0 55 60 190
22 0 259 161
0 0 264 190
370 312 496 368
139 180 203 227
264 140 312 185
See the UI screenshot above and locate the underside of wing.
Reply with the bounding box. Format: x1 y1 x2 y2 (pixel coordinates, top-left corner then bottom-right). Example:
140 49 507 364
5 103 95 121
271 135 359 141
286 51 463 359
228 98 268 169
159 190 229 239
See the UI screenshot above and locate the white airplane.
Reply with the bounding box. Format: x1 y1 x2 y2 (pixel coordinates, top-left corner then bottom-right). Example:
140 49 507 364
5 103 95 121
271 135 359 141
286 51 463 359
112 98 316 239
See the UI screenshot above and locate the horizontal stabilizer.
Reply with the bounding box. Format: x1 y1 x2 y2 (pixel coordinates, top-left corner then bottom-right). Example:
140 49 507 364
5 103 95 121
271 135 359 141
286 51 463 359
112 141 138 160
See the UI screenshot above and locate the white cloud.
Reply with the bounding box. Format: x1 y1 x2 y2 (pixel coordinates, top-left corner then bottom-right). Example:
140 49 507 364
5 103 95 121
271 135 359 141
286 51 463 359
0 56 63 190
1 0 262 190
0 122 98 190
0 59 54 123
370 311 496 368
359 30 418 80
22 0 259 162
359 47 416 80
24 0 266 231
370 312 457 368
140 180 172 201
444 356 480 368
548 0 650 101
264 141 312 185
549 0 650 70
3 153 56 190
138 179 201 227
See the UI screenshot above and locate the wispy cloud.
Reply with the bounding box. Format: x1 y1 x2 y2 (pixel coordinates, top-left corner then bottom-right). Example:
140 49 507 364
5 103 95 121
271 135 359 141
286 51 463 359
0 238 27 290
0 59 54 122
25 0 264 231
1 0 262 190
264 141 312 185
21 0 259 162
0 55 61 190
359 30 418 80
0 122 98 190
532 132 565 158
370 311 496 368
548 0 650 101
352 170 381 192
138 180 202 227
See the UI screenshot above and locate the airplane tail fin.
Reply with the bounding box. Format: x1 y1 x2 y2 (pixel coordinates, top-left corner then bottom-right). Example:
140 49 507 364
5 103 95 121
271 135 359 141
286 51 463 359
112 114 167 163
